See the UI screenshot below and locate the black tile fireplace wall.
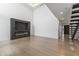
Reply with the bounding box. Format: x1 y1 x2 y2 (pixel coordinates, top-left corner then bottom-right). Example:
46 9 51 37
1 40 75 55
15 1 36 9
10 18 30 40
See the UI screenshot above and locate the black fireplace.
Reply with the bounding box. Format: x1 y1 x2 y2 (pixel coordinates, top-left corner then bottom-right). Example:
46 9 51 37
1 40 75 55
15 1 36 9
11 18 30 40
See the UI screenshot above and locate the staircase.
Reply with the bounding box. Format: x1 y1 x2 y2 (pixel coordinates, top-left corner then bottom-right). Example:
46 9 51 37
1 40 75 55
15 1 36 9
70 3 79 40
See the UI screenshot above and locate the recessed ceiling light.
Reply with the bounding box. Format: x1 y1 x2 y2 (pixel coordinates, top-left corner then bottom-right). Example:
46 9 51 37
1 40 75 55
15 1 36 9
60 12 63 14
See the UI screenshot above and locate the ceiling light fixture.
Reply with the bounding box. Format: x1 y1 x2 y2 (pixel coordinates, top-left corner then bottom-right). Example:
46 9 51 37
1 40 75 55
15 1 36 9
60 12 63 15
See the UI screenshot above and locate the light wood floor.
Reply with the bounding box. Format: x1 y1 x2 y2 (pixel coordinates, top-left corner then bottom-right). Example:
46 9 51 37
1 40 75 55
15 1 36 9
0 36 79 56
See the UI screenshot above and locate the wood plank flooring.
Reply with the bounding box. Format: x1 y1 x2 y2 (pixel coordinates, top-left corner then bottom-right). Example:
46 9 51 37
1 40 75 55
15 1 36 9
0 36 79 56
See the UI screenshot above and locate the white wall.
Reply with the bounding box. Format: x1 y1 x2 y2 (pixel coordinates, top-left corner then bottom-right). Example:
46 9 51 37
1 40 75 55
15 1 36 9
0 3 33 41
33 5 59 39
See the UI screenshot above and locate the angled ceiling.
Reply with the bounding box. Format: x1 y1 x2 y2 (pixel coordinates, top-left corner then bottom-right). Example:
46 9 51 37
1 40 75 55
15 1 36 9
21 3 74 24
45 3 73 24
21 3 43 9
45 3 73 20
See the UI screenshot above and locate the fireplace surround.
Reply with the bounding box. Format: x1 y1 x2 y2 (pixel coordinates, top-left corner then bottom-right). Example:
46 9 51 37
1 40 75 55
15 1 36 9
10 18 30 40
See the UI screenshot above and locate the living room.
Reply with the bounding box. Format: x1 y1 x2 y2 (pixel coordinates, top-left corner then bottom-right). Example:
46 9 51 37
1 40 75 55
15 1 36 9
0 0 79 58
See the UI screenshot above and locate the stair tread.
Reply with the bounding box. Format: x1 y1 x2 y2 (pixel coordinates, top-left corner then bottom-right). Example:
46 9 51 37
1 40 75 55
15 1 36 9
70 23 78 24
69 29 79 31
71 15 79 18
69 26 77 27
69 27 78 28
70 19 79 21
72 3 79 9
72 10 79 14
